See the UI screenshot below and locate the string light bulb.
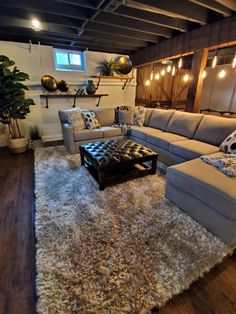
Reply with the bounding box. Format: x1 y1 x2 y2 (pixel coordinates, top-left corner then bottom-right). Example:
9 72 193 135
202 70 206 79
183 73 189 82
155 73 160 80
31 18 42 31
167 65 171 72
150 70 154 80
145 79 150 86
172 66 176 76
212 55 217 68
232 53 236 69
178 57 183 69
161 69 165 76
218 69 226 79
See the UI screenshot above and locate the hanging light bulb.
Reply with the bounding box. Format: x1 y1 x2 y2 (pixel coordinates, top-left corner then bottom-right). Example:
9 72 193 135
150 70 154 80
183 73 189 82
155 73 160 80
202 70 206 79
31 18 42 31
218 69 226 79
172 66 176 76
145 79 150 86
178 57 183 69
161 69 165 76
167 65 171 73
212 55 217 68
232 53 236 68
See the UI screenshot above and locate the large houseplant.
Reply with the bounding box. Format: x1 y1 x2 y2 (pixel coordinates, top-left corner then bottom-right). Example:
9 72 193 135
97 58 119 76
0 55 35 153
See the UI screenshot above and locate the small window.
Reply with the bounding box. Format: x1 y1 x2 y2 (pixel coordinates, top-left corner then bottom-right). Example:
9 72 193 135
54 49 86 72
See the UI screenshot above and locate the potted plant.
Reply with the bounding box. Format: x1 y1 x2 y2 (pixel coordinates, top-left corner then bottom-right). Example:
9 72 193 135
97 58 119 76
0 55 35 153
27 125 44 150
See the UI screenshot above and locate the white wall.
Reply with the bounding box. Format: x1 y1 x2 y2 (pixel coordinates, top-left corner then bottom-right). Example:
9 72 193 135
0 41 136 146
199 64 236 112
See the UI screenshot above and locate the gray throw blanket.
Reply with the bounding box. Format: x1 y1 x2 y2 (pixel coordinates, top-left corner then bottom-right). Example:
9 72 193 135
201 152 236 177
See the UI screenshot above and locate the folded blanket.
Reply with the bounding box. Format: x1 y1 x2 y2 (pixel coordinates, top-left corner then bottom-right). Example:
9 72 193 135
201 152 236 177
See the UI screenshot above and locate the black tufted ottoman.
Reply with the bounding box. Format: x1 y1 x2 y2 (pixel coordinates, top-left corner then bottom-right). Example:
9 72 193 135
79 139 158 190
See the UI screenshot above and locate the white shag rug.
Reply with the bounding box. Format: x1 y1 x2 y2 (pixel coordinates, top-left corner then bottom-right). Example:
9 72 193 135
35 146 232 314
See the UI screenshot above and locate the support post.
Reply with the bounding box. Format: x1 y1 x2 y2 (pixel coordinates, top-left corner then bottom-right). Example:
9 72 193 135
186 48 208 112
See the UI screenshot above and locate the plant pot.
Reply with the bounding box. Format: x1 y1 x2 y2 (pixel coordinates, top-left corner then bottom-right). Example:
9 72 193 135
86 80 96 95
8 137 27 154
28 139 44 150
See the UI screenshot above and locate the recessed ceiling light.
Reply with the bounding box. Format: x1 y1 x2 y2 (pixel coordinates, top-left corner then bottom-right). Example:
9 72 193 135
31 19 42 31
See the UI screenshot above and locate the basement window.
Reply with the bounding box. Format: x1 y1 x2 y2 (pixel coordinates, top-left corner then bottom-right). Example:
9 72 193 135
54 49 86 72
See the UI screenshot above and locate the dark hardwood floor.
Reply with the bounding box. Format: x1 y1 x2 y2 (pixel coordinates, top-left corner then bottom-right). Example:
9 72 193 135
0 146 236 314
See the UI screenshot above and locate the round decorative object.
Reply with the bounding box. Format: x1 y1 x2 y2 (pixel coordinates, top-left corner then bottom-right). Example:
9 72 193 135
41 75 57 92
56 80 69 92
115 56 133 75
86 80 96 95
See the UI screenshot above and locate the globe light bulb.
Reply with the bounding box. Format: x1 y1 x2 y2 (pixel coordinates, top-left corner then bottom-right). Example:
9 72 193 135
178 57 183 69
183 74 189 82
31 19 42 31
167 65 171 72
161 69 165 76
232 53 236 69
202 70 206 79
150 70 154 80
155 73 160 80
172 66 176 76
218 69 226 79
212 55 217 69
145 79 150 86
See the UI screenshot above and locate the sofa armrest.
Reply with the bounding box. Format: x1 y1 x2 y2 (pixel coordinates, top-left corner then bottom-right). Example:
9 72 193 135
61 123 76 154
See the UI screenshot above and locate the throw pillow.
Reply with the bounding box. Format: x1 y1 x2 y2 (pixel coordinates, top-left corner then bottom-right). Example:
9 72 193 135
118 109 135 125
62 108 86 131
220 130 236 154
81 111 100 129
114 105 132 124
134 108 146 127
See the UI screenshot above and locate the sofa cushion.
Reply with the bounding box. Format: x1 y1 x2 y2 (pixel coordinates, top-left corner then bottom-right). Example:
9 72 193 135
169 140 219 160
146 132 187 150
166 158 236 220
143 108 154 126
100 126 122 137
73 129 103 141
92 108 115 127
167 111 203 138
194 115 236 146
130 126 163 141
148 109 175 131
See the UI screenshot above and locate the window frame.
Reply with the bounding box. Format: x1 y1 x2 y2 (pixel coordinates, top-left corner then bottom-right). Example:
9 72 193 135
53 48 86 72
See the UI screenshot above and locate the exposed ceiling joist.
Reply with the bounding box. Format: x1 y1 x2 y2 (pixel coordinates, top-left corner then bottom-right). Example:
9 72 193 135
124 0 208 24
190 0 232 16
215 0 236 11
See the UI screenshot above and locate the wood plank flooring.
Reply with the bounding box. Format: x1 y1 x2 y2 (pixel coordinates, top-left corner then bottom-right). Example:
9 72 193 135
0 147 236 314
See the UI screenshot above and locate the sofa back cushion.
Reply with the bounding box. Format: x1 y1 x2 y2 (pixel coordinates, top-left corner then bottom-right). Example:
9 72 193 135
167 111 203 138
92 108 115 127
143 108 154 126
194 115 236 146
148 109 175 130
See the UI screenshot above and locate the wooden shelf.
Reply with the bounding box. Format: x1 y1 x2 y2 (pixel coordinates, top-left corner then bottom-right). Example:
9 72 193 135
91 75 134 90
40 93 108 108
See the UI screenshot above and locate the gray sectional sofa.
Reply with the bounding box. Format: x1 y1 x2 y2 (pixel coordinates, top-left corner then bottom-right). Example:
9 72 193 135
59 107 236 246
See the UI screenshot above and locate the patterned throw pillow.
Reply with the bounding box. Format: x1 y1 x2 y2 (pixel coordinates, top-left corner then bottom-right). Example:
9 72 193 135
114 105 132 124
134 108 146 127
81 111 100 129
220 130 236 154
63 108 86 131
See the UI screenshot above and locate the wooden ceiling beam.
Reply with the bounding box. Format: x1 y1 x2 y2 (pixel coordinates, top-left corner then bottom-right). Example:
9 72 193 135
190 0 232 16
215 0 236 11
125 0 208 24
114 5 189 31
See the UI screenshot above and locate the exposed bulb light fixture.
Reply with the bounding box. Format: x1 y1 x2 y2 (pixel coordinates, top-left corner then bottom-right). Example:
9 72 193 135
150 70 154 80
31 18 42 31
232 53 236 69
178 57 183 69
183 73 189 82
167 65 171 73
202 70 206 79
218 69 226 79
212 55 217 69
161 69 165 76
155 73 160 80
145 79 150 86
172 66 176 76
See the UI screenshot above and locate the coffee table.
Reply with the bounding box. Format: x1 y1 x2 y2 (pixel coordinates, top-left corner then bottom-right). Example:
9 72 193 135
79 139 158 190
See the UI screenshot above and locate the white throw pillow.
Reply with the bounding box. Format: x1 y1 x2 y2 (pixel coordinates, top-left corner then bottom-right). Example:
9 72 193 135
81 111 100 129
134 108 146 127
220 130 236 154
63 108 86 131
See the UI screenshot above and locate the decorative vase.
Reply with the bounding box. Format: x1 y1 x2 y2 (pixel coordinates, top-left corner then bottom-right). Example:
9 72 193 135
86 80 96 95
8 137 27 154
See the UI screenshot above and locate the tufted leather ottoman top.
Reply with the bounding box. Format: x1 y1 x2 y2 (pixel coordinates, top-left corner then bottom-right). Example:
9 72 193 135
80 139 157 169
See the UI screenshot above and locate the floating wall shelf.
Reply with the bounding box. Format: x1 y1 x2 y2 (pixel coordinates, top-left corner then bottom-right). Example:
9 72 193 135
40 93 109 108
91 75 134 90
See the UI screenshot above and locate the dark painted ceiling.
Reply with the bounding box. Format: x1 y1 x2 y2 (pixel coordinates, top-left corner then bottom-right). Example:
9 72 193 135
0 0 235 54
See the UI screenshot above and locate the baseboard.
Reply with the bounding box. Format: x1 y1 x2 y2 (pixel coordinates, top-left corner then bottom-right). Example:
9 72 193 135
43 134 63 142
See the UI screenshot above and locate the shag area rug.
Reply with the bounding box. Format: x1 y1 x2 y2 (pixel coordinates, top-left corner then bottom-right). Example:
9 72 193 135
35 146 232 314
